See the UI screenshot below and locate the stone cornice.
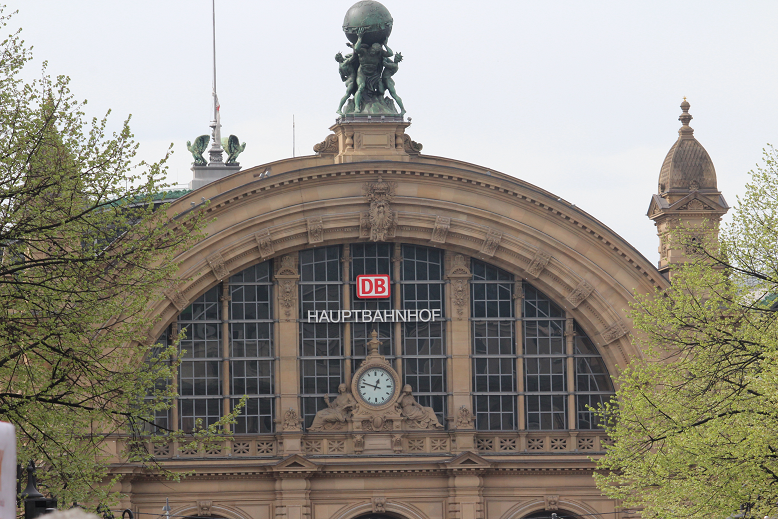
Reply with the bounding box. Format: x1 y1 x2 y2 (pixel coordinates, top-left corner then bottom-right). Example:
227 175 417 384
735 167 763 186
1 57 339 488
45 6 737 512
170 163 662 289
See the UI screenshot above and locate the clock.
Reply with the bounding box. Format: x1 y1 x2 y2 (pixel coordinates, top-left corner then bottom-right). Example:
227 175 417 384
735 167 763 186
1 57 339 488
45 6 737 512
356 367 396 406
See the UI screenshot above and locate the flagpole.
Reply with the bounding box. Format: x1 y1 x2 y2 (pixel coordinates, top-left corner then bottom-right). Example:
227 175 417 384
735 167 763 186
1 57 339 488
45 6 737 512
208 0 223 162
212 0 217 111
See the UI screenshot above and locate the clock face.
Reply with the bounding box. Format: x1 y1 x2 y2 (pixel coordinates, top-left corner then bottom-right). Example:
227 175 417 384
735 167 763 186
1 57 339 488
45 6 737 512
357 367 396 406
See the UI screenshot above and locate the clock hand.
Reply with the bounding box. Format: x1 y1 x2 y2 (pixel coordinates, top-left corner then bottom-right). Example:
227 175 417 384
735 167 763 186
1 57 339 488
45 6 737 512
362 380 380 390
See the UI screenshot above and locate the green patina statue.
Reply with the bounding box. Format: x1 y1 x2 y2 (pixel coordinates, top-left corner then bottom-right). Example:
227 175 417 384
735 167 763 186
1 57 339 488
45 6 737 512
221 134 246 166
187 135 209 165
379 51 404 115
336 0 405 117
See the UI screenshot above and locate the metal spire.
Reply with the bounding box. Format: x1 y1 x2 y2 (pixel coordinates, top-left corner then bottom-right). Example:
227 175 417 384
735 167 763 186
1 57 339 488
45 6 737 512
208 0 223 163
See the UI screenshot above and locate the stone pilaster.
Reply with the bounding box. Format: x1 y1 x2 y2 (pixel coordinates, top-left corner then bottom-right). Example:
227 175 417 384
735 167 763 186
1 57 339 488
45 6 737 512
274 255 302 454
446 252 474 451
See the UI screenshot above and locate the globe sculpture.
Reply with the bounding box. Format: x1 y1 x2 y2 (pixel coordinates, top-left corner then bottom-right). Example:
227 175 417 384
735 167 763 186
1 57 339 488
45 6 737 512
342 0 393 46
335 0 405 117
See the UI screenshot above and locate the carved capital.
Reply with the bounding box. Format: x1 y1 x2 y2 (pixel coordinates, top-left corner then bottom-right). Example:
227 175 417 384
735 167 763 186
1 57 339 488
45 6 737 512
480 229 502 256
513 280 525 300
448 254 471 276
206 252 230 281
164 288 188 311
430 216 451 244
601 320 628 344
255 228 275 258
527 248 551 278
307 216 323 244
275 255 298 276
565 318 575 337
566 279 594 308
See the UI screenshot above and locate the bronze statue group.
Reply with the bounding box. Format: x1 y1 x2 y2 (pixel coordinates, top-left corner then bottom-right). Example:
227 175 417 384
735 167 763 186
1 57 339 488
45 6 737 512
336 26 405 116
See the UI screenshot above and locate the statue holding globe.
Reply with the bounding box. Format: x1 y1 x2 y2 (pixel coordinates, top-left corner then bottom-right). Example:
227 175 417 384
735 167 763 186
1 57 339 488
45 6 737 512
336 1 405 117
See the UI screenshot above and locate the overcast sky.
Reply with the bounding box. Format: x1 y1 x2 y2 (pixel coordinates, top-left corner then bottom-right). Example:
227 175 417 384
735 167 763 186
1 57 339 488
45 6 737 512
9 1 778 265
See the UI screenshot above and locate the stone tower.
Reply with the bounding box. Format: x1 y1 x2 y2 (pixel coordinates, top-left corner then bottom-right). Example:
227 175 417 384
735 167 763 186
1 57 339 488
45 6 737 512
647 99 729 277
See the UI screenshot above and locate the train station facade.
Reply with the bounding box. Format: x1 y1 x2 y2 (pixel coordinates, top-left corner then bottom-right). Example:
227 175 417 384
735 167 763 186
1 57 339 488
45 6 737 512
107 101 727 519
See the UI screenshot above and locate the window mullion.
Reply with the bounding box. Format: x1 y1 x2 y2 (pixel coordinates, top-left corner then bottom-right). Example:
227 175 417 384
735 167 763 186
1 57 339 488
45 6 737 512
221 281 230 433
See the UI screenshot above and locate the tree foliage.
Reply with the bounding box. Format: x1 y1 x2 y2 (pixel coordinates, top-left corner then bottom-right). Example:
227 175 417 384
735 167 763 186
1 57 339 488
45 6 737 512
596 146 778 519
0 8 226 506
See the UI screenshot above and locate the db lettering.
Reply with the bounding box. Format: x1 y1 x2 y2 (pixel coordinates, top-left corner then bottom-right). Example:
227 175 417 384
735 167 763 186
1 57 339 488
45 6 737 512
357 274 391 299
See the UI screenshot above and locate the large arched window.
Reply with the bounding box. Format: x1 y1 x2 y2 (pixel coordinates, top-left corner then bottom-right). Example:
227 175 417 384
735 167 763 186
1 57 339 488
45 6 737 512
154 260 276 434
151 244 613 435
471 259 615 431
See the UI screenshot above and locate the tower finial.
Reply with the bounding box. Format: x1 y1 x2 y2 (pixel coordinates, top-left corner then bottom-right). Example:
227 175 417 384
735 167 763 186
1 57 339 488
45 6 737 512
678 97 694 139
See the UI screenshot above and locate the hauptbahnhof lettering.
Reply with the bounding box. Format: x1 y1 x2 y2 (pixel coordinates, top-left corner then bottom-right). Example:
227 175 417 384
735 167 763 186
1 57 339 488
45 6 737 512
306 308 443 323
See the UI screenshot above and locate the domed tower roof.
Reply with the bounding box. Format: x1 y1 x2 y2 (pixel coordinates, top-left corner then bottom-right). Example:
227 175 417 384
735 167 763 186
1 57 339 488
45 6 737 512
657 99 717 194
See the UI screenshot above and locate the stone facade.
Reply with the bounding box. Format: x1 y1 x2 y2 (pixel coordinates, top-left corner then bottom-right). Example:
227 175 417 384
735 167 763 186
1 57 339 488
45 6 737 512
107 118 674 519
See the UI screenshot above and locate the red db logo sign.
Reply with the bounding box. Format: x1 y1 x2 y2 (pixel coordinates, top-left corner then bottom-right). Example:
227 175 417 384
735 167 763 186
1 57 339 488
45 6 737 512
357 274 391 299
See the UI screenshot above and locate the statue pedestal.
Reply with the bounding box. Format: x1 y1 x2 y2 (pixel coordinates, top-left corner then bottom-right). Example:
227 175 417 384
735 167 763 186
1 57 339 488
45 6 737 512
190 163 241 190
313 119 423 164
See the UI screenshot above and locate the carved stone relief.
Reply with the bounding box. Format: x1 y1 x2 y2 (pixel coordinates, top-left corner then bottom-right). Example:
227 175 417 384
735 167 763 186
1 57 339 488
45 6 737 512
449 254 471 276
353 434 364 454
278 281 296 318
430 216 450 244
363 176 397 242
282 408 302 432
206 252 230 281
402 134 423 154
307 216 324 244
480 228 502 256
544 495 560 511
276 255 297 276
451 279 468 319
448 254 472 319
255 228 275 258
456 406 475 428
313 134 338 155
527 248 552 278
566 279 594 308
275 255 298 319
372 497 387 514
687 199 704 210
197 501 212 516
359 212 371 239
391 435 403 453
164 288 188 312
601 320 628 344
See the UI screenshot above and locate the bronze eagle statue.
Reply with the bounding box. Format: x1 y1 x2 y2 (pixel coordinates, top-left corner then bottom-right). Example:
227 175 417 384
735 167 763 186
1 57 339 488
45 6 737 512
222 134 246 166
186 135 209 166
